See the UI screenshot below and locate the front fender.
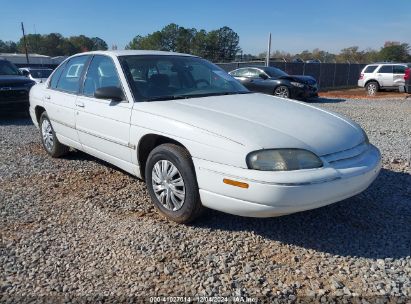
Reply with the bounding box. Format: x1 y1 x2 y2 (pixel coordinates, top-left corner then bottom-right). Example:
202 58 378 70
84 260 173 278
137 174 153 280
130 108 250 168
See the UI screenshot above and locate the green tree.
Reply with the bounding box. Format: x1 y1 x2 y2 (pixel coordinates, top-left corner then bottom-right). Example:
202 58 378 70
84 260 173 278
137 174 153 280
176 27 196 53
68 35 94 52
191 30 208 57
0 40 18 53
214 26 241 62
379 43 410 62
91 37 108 51
336 46 365 63
126 24 241 62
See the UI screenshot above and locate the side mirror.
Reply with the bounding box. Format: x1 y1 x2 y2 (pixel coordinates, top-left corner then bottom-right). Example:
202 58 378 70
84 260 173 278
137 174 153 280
259 73 268 80
21 70 30 77
94 86 124 102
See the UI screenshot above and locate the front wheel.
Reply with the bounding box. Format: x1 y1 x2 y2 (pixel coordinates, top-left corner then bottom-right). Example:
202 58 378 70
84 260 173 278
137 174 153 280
39 112 69 157
274 85 290 98
145 143 203 223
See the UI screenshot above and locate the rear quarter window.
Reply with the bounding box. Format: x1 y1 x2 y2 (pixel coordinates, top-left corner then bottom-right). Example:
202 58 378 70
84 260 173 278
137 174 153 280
363 65 378 73
50 62 67 89
393 65 406 74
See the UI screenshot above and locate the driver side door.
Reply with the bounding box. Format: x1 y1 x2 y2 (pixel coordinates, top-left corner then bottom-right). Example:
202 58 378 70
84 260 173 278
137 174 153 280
75 55 134 173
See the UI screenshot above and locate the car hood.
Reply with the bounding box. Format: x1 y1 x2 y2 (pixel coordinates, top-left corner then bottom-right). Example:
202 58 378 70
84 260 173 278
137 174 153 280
0 75 35 86
139 93 364 156
287 75 317 85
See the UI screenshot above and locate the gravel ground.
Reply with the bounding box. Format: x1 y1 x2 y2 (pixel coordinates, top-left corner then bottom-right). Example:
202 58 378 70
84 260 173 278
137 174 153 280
1 97 410 303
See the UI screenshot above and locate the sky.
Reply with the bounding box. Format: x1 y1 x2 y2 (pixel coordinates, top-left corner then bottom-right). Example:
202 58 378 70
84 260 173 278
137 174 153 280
1 0 410 55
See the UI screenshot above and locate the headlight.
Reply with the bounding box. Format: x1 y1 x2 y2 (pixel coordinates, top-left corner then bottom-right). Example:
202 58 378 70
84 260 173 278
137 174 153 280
247 149 323 171
290 81 305 88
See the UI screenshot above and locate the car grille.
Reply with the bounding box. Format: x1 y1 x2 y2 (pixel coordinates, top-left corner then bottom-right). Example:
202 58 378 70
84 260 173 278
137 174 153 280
322 141 369 166
0 89 29 103
0 82 27 88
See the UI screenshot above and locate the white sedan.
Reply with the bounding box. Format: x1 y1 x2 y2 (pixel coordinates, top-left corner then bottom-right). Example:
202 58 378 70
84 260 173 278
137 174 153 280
29 50 381 223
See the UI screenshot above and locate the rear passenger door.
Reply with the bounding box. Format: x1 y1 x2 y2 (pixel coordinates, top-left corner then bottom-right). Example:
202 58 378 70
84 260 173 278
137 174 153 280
45 55 90 149
377 65 394 87
75 55 134 170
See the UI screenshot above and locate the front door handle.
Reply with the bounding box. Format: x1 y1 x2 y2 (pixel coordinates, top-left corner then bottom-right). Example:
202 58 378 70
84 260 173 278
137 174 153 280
44 95 51 100
76 100 85 108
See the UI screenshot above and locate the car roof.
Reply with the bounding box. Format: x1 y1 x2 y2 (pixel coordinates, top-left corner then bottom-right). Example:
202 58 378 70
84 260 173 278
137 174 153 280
71 50 197 58
367 62 407 65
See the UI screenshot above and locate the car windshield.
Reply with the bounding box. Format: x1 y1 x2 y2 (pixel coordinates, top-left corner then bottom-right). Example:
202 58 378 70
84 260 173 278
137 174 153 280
0 61 20 76
29 69 53 78
119 55 250 101
264 67 289 78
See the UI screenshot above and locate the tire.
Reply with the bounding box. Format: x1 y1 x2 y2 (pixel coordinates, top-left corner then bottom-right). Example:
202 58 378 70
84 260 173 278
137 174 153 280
39 112 69 157
366 81 379 96
274 85 290 98
145 143 203 223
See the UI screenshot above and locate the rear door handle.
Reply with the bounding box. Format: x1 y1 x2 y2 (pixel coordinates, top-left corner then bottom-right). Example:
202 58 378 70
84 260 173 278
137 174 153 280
76 100 85 108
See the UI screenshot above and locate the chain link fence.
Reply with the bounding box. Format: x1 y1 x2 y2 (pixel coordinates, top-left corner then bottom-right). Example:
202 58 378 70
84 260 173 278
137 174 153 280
216 61 366 90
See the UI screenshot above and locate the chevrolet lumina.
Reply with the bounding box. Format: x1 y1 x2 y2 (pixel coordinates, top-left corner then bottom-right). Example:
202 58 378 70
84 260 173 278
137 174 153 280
29 51 381 223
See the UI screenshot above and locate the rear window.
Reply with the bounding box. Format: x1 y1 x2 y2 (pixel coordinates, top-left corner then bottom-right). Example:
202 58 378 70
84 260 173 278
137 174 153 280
363 65 378 73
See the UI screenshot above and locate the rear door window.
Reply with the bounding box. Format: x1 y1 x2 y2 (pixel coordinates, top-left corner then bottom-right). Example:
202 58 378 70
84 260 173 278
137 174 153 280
56 56 89 93
378 65 393 74
363 65 378 73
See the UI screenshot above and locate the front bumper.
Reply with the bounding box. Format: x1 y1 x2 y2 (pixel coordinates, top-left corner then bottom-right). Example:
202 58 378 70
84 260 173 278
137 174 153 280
291 85 318 99
0 88 30 112
193 144 381 217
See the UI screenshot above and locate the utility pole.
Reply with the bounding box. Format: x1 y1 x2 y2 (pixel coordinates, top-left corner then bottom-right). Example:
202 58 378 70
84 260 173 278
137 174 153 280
21 22 30 65
266 33 271 67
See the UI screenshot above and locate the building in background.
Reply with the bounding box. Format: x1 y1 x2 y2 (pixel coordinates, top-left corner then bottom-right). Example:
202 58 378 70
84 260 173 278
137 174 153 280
0 53 66 68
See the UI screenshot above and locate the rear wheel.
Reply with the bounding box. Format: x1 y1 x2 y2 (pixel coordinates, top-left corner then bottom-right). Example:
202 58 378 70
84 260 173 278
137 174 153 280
39 112 69 157
145 144 203 223
366 81 379 96
274 86 290 98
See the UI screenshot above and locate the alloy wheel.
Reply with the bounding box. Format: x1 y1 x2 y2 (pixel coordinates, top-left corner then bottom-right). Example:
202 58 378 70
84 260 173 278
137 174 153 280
367 83 377 96
41 119 54 152
151 160 186 211
274 86 289 98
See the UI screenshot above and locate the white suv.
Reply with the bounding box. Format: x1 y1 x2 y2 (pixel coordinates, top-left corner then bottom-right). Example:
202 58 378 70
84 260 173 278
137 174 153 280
358 63 409 95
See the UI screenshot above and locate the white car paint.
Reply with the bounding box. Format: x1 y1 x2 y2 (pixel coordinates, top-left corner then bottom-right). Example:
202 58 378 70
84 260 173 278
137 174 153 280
29 50 381 218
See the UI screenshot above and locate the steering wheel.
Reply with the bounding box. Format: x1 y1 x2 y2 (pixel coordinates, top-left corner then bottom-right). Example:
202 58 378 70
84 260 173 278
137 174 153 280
195 79 210 88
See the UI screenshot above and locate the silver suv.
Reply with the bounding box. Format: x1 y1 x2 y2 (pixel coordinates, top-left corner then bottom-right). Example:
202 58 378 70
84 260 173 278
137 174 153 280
358 63 409 95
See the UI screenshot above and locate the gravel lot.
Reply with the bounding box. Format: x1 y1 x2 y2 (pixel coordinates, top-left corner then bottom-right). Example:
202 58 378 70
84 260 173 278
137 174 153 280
1 97 410 303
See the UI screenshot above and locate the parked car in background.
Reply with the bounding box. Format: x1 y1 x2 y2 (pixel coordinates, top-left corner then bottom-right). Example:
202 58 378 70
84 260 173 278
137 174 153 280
29 50 381 223
358 63 409 95
19 67 53 83
229 66 318 100
0 59 35 112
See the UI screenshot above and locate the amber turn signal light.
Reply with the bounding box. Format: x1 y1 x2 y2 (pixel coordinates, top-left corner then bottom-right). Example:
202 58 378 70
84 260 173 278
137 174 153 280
223 178 249 189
